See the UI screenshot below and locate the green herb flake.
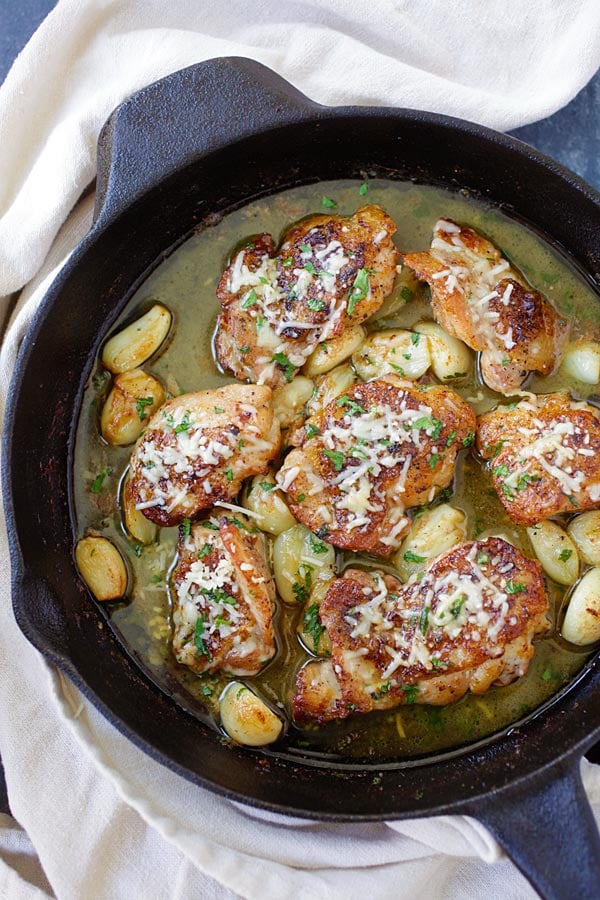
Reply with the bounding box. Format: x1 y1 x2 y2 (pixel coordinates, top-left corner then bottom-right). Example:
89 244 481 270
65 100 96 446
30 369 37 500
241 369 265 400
300 243 312 253
462 431 475 448
321 195 337 208
445 430 457 448
307 297 325 311
135 396 154 421
271 351 295 382
197 543 212 559
322 449 345 471
411 332 420 346
404 550 426 564
359 182 369 196
214 406 225 414
541 667 553 681
336 395 365 415
297 492 306 502
151 575 162 584
173 411 192 434
240 346 249 354
259 276 269 284
450 594 467 618
201 684 213 696
477 552 489 565
259 481 275 493
281 256 293 267
402 684 419 705
505 579 526 594
225 468 234 482
419 606 430 636
304 261 318 276
428 452 442 470
400 286 413 303
182 518 192 537
90 466 112 494
347 268 370 315
305 423 320 440
241 289 258 309
303 602 326 652
309 534 329 554
194 615 212 660
558 548 573 562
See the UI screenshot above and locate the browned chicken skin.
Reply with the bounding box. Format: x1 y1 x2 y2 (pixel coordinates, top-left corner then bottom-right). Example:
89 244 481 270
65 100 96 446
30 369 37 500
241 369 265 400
126 384 280 527
172 517 276 676
215 205 399 387
277 375 476 555
292 538 549 723
403 219 569 394
477 391 600 525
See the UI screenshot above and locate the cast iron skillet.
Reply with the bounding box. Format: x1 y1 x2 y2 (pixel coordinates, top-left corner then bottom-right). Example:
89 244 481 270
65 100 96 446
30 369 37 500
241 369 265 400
4 57 600 899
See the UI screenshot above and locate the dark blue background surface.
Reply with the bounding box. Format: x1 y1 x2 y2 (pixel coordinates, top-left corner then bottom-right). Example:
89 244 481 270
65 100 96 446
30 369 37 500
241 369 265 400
0 0 599 814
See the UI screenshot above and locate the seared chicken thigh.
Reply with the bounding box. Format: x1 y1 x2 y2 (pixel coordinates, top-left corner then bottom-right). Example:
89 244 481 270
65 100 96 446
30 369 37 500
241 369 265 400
477 391 600 525
215 206 399 387
293 538 549 723
173 518 276 676
126 384 280 527
403 219 569 393
277 375 476 555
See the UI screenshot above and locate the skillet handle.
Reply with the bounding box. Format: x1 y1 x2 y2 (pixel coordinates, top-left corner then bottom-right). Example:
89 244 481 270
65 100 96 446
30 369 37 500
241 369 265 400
94 57 321 226
472 757 600 899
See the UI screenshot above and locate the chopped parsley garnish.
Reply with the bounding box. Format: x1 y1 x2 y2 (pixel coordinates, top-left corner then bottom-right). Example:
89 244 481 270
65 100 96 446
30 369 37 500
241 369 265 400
297 493 306 502
227 516 258 534
259 481 275 492
462 431 475 448
445 430 457 448
431 657 448 669
322 449 345 471
390 364 405 375
182 518 191 537
492 464 510 478
304 261 318 275
305 423 320 440
450 594 467 618
419 606 430 635
200 586 237 606
281 256 293 267
303 602 326 652
404 550 426 563
173 411 192 434
151 575 162 584
300 243 312 253
194 615 212 660
505 579 526 594
225 468 234 482
347 268 370 315
240 346 249 354
90 466 112 494
402 684 419 705
414 416 443 439
411 332 420 346
241 289 258 309
515 472 539 491
541 667 554 681
400 286 413 303
321 195 337 208
308 535 328 554
259 276 269 284
373 681 392 700
337 395 365 415
202 521 220 530
197 543 212 559
271 351 295 382
307 297 325 311
245 241 255 249
201 684 213 696
135 396 154 421
349 447 369 460
559 548 573 562
256 314 265 329
359 182 369 196
566 494 579 508
477 552 489 565
428 452 443 470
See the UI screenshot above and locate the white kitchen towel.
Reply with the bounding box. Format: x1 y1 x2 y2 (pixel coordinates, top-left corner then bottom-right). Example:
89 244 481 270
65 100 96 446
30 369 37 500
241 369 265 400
1 1 600 898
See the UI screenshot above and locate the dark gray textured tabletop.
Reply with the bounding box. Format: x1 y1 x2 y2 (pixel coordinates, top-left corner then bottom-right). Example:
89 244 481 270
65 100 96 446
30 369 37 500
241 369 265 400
0 0 599 818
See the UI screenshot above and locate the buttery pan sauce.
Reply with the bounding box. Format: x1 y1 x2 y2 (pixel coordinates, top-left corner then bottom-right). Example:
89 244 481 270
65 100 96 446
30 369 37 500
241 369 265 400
74 180 599 759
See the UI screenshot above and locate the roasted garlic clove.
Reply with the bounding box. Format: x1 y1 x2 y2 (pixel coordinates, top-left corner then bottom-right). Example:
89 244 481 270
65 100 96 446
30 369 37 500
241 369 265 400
303 325 365 377
527 521 579 586
219 683 283 746
352 329 431 381
561 568 600 645
75 536 128 601
102 304 172 374
100 368 165 445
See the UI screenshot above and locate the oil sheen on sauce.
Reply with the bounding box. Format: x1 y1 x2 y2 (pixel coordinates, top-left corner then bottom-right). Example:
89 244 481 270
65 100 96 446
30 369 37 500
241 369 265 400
73 180 600 761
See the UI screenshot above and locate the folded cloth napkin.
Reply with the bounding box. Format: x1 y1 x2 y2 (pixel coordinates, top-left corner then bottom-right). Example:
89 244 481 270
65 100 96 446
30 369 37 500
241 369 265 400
2 2 600 898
